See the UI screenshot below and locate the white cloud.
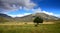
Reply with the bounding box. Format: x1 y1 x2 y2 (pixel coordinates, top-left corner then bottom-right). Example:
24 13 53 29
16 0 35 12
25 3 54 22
31 8 42 13
23 7 30 11
42 11 54 15
32 8 60 17
35 8 42 13
8 13 31 17
53 14 60 18
0 0 36 12
42 11 60 17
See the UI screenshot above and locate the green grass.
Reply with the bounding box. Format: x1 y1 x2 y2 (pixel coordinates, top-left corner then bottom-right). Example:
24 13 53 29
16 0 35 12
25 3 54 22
0 23 60 33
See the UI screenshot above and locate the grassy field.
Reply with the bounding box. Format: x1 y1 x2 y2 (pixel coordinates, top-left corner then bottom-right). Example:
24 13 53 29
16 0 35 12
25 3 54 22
0 22 54 25
0 22 60 33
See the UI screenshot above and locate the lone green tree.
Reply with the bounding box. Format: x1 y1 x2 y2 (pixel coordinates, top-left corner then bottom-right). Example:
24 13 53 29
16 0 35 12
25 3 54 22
33 17 43 27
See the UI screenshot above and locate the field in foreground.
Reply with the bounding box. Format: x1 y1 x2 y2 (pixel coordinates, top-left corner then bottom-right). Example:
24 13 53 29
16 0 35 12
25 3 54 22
0 22 60 33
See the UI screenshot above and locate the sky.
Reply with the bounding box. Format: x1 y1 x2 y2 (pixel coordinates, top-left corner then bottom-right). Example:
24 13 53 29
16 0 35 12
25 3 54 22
0 0 60 17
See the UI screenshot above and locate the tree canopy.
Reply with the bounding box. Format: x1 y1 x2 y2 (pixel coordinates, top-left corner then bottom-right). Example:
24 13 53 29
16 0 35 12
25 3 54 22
33 17 43 23
33 17 43 27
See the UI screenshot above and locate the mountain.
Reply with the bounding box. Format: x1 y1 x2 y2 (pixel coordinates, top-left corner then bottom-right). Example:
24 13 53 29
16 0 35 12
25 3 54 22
0 13 14 22
0 13 59 22
15 13 59 22
0 13 11 18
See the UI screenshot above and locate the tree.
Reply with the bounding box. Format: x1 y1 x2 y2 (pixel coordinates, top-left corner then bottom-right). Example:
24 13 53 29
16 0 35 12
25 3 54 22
33 17 43 27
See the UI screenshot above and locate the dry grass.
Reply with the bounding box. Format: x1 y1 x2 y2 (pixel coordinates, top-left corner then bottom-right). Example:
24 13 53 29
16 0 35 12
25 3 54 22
0 22 54 25
0 23 60 33
0 21 60 33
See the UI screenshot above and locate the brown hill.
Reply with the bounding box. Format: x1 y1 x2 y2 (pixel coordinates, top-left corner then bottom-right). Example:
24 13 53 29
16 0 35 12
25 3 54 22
15 13 59 22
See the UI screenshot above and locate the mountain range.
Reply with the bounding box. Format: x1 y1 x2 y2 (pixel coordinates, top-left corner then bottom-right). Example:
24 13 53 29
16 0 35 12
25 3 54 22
0 13 59 22
14 13 59 22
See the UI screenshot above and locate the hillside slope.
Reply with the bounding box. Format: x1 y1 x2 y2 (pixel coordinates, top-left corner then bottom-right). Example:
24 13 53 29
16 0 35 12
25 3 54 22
15 13 59 22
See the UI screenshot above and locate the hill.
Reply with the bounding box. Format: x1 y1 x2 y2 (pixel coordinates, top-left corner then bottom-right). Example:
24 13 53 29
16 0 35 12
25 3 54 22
0 13 14 22
0 13 59 22
15 13 59 22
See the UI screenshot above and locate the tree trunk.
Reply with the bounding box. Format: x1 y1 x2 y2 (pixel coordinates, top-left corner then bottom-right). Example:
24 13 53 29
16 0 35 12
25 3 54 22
35 23 39 27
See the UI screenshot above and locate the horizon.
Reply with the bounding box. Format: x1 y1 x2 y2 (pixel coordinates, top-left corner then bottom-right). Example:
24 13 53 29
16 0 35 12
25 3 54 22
0 0 60 18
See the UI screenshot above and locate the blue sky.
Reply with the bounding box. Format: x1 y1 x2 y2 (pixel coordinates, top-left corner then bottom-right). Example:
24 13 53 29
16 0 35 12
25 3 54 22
0 0 60 17
31 0 60 14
